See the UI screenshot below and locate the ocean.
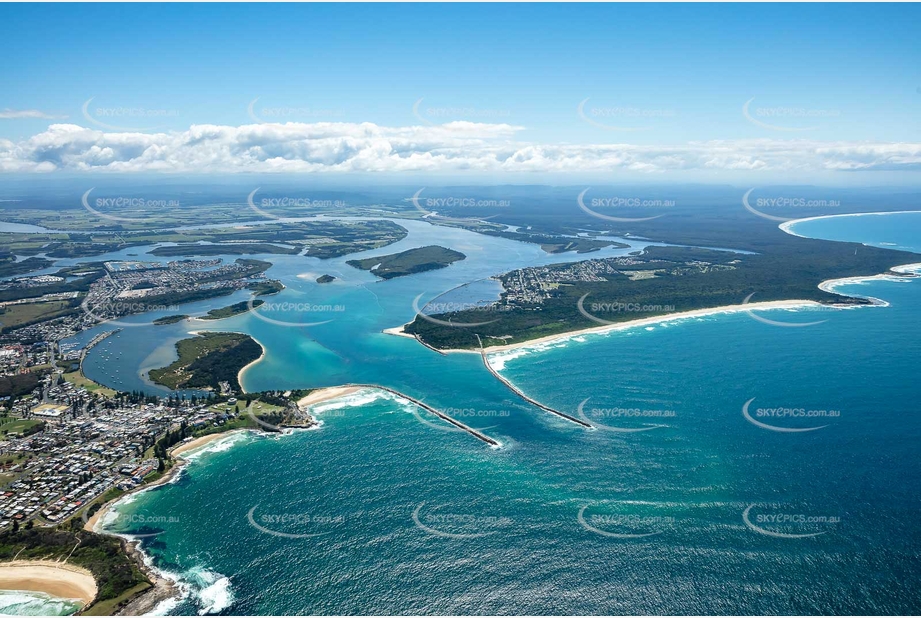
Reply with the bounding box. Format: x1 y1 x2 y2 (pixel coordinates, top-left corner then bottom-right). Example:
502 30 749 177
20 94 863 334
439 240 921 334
73 212 921 614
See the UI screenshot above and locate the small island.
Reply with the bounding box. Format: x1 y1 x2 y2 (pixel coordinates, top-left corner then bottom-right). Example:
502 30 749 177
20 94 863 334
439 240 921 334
148 332 262 391
346 245 466 280
200 299 264 320
153 314 189 325
316 274 336 284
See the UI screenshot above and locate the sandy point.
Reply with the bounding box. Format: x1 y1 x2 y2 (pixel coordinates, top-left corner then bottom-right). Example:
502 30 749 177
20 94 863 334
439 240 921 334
297 386 363 408
381 325 415 339
0 561 97 608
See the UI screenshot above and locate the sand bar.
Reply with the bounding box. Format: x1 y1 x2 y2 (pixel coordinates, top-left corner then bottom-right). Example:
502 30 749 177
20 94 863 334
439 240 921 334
0 561 97 607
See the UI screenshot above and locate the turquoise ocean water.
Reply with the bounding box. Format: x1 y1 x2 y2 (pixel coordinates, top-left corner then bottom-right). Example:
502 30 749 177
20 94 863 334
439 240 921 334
71 213 921 614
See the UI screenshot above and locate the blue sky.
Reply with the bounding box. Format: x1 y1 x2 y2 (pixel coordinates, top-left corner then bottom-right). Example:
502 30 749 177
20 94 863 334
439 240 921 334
1 3 919 182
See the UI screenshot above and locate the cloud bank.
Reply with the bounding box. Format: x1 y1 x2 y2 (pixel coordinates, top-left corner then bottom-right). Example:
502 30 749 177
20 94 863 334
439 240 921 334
1 122 919 174
0 109 67 120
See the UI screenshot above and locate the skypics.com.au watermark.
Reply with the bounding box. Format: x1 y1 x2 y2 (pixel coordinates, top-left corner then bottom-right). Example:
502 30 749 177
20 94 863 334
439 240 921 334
578 503 674 539
577 294 675 326
412 98 511 125
83 510 179 539
578 98 676 131
82 98 179 131
412 502 514 539
742 398 840 433
741 291 833 328
81 299 181 328
412 293 510 329
247 506 346 539
742 97 840 132
247 97 345 123
410 189 509 223
246 296 345 329
590 301 675 313
577 189 673 223
81 189 179 223
576 398 673 433
421 197 511 209
742 189 842 222
408 404 509 434
247 189 347 220
742 504 839 538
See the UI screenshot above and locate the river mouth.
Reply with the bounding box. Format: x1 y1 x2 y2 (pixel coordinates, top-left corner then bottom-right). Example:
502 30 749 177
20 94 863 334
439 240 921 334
88 210 921 615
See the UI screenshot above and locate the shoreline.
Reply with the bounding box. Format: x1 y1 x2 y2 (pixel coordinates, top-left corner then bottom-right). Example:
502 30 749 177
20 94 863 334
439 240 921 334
297 386 364 408
384 261 921 357
236 334 266 394
83 428 250 614
385 299 825 355
0 561 97 609
779 209 921 238
182 329 266 394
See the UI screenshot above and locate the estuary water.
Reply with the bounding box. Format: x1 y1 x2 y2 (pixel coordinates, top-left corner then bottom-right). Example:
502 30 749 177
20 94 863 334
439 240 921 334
85 213 921 615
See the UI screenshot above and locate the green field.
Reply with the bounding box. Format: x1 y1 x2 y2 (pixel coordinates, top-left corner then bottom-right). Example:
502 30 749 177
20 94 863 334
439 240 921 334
63 370 117 397
0 300 79 330
0 418 43 436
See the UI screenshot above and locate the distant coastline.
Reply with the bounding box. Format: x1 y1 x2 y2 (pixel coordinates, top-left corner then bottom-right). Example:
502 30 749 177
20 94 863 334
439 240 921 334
779 209 921 239
384 267 921 356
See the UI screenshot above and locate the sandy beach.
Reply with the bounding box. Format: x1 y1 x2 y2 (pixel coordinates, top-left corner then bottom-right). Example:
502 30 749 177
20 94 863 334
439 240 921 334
171 430 244 458
84 430 243 533
297 386 364 408
0 561 97 607
236 335 266 394
395 299 824 354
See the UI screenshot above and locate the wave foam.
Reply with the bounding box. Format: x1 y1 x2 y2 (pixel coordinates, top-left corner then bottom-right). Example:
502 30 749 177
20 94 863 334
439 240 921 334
0 591 81 616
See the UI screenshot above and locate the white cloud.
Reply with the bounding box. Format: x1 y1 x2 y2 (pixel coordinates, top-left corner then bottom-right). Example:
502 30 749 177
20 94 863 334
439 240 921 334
0 122 919 174
0 109 67 120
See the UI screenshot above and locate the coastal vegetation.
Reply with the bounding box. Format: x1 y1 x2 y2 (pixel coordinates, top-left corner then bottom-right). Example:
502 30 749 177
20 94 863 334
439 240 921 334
0 256 53 277
0 372 41 398
246 279 284 295
153 314 188 325
406 238 921 349
0 525 149 611
0 220 408 260
201 300 264 320
316 274 336 283
148 332 262 391
347 245 466 279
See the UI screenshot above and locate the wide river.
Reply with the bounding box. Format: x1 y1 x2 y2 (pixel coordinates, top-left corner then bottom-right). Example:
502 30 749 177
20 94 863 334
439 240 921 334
31 212 921 614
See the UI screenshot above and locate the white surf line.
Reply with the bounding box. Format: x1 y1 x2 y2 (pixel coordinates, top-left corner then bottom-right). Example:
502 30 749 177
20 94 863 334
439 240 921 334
476 335 592 429
336 383 501 447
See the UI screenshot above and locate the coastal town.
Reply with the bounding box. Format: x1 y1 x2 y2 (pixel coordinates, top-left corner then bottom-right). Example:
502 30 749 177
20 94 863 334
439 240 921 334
497 254 738 307
0 257 276 346
0 256 310 537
